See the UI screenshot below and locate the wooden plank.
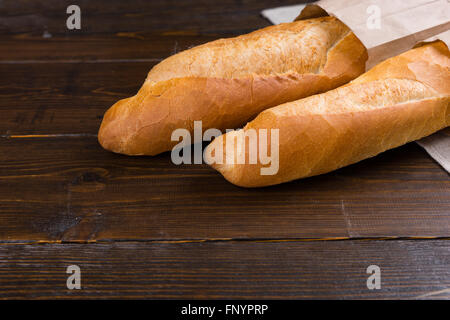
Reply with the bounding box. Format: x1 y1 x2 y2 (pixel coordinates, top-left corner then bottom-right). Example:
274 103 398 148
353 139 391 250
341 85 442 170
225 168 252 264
0 34 220 61
0 0 309 62
0 240 449 299
0 136 449 242
0 0 305 35
0 61 150 135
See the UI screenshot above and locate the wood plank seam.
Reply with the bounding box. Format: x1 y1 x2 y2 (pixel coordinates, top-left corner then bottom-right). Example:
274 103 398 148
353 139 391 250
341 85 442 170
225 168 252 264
1 134 98 138
0 236 449 246
0 59 163 64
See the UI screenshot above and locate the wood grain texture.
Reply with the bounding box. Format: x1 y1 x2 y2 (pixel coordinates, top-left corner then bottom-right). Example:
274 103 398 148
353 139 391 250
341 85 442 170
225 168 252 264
0 136 448 242
0 34 220 61
0 0 313 63
0 240 449 299
0 0 449 300
0 0 309 35
0 61 151 134
0 0 309 62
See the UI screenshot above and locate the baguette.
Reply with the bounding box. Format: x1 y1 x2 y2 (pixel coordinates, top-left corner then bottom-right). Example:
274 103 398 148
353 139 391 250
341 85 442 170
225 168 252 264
205 41 450 187
98 17 367 155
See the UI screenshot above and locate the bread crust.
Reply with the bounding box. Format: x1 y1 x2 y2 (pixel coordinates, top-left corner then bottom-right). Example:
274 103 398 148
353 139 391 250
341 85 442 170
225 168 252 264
207 41 450 187
98 17 367 155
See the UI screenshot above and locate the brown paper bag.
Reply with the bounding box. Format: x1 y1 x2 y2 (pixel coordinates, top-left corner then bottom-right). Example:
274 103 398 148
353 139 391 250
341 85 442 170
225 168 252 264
295 0 450 68
261 0 450 172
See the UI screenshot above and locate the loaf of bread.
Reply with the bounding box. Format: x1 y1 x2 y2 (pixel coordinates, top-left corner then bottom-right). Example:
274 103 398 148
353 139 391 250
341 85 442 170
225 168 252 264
206 41 450 187
98 17 367 155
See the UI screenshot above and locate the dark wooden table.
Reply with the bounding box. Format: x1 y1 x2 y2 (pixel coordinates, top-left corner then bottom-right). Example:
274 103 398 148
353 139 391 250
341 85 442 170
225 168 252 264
0 0 449 299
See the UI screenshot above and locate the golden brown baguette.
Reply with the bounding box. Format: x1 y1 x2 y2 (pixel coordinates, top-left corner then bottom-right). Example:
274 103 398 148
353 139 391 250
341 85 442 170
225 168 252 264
98 17 367 155
206 41 450 187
